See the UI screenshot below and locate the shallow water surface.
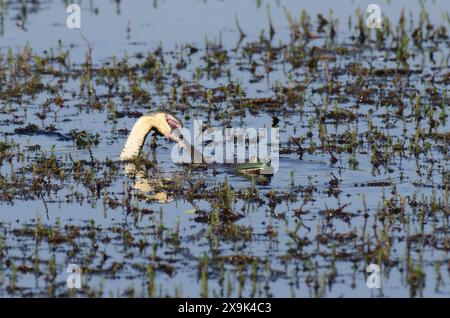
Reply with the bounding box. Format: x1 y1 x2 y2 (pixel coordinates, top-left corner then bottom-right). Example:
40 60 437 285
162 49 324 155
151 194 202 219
0 0 449 297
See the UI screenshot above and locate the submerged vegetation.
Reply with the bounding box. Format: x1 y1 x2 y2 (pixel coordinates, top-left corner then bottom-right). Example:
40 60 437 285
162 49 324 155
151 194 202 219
0 1 449 297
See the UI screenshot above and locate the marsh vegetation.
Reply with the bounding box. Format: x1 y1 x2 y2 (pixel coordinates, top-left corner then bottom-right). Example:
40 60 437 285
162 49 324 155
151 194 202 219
0 0 449 297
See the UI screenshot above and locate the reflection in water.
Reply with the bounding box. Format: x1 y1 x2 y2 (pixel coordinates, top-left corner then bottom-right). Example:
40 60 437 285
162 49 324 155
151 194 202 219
124 162 174 203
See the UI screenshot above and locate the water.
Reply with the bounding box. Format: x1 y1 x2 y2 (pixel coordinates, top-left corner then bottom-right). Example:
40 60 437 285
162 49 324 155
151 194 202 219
0 0 449 297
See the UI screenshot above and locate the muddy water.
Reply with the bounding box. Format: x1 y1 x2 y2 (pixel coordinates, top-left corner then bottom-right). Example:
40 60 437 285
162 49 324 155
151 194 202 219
0 0 449 297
